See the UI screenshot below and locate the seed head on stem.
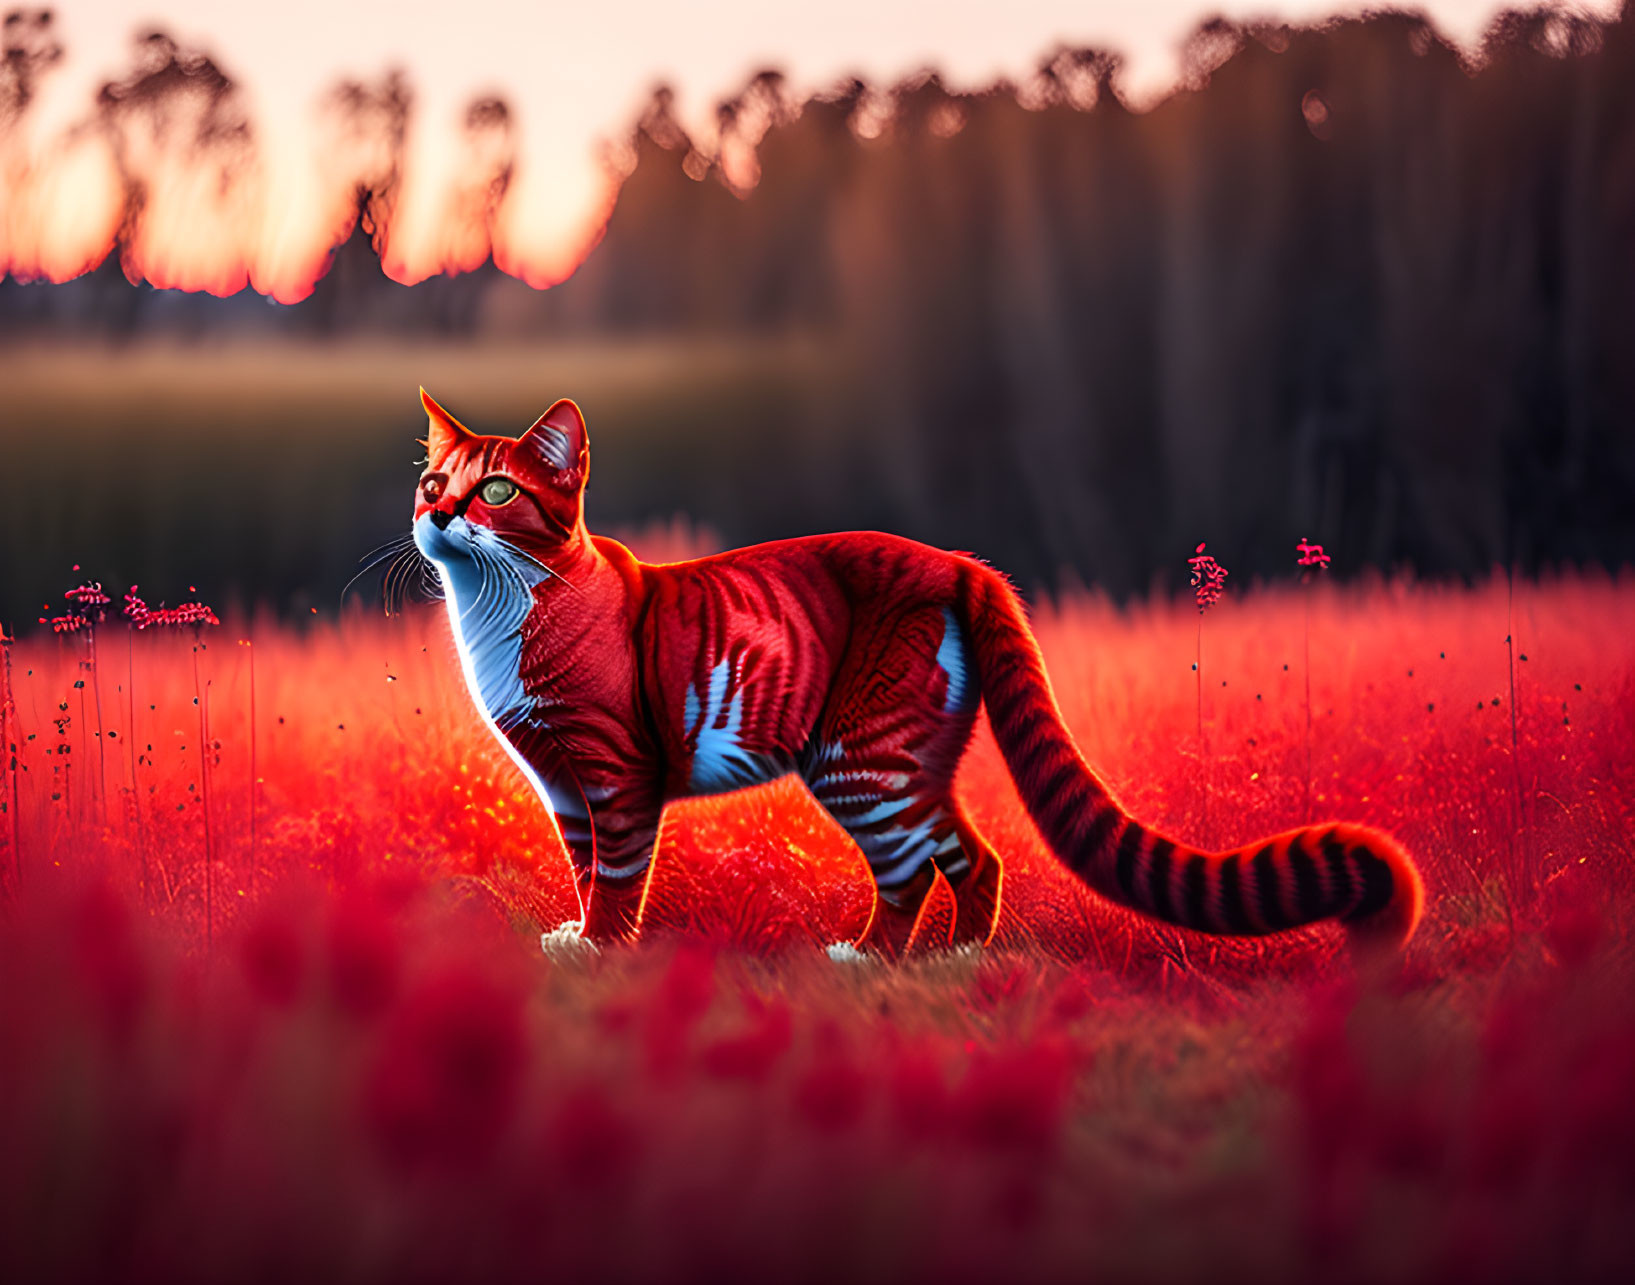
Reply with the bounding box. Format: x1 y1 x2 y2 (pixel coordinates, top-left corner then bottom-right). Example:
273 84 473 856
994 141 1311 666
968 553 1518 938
1188 543 1228 612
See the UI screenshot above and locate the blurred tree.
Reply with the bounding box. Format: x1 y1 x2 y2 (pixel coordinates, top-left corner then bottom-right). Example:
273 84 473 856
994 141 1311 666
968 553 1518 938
3 8 1635 609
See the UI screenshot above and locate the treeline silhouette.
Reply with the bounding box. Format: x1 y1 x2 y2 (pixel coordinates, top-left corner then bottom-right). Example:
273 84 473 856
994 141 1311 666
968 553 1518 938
4 6 1634 595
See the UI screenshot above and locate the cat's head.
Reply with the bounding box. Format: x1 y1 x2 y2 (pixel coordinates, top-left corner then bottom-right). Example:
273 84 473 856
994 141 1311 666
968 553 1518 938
411 388 590 569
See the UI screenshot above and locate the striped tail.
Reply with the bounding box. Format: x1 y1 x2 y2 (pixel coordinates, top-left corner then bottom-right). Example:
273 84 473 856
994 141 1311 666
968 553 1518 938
957 563 1424 953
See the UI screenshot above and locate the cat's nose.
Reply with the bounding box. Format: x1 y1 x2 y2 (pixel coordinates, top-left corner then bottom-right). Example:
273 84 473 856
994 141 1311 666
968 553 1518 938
430 509 452 531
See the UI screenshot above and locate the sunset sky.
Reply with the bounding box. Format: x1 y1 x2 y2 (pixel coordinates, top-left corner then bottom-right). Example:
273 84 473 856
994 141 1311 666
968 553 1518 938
3 1 1618 296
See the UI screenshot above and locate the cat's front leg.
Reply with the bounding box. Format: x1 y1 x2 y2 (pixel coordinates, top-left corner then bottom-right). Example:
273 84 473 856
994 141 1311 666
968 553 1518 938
571 827 659 944
580 861 652 943
549 768 662 944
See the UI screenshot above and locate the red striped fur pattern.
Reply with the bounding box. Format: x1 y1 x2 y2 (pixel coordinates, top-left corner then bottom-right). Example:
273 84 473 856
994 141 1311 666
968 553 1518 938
411 391 1424 958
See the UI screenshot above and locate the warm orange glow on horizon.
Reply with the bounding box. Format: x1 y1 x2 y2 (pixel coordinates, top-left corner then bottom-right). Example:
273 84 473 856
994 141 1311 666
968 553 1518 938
0 131 121 284
0 0 1616 300
0 74 621 299
0 74 622 301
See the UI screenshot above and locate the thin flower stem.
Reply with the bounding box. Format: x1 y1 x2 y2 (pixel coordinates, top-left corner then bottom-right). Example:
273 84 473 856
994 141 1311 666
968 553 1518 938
1186 542 1227 847
247 639 257 873
1 625 18 893
1196 613 1207 839
1196 614 1203 750
1304 589 1313 823
62 719 71 833
88 625 107 826
128 628 147 900
1293 539 1330 823
76 656 89 828
1507 565 1528 900
193 635 213 952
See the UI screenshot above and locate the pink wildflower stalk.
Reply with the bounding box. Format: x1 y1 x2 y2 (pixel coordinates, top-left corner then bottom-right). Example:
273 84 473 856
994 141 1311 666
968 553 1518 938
1296 538 1330 822
1296 537 1331 572
1189 543 1229 612
1 622 17 892
125 616 145 897
189 609 219 952
1506 565 1529 904
128 584 220 945
122 586 150 630
72 582 111 823
1188 543 1228 837
123 587 150 896
47 575 112 824
240 638 257 872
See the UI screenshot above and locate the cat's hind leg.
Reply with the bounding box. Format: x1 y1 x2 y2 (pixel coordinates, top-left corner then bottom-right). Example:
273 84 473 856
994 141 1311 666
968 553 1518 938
801 603 1003 957
945 803 1004 948
811 792 1001 956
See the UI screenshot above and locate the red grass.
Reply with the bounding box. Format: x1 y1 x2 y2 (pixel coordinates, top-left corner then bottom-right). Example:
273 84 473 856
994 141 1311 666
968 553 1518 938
2 572 1634 1280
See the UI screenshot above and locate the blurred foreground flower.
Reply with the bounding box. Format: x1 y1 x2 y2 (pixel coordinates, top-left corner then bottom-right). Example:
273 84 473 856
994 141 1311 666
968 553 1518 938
366 965 528 1172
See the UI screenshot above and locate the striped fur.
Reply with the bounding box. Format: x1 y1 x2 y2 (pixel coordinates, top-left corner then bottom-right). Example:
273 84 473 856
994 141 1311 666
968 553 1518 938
958 564 1424 953
411 390 1422 955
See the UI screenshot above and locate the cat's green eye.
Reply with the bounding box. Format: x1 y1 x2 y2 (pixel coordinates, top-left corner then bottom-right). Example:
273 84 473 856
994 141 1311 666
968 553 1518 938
479 477 519 506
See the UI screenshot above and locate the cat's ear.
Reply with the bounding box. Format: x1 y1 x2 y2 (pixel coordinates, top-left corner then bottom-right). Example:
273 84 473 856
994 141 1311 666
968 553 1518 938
419 387 471 464
520 398 589 485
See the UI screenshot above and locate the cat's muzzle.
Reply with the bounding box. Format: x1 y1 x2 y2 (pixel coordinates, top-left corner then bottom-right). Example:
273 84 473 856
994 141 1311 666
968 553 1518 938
413 511 469 563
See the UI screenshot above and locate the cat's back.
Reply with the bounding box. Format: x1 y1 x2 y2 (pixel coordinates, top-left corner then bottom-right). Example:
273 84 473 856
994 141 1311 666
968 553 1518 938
630 530 965 608
633 533 854 644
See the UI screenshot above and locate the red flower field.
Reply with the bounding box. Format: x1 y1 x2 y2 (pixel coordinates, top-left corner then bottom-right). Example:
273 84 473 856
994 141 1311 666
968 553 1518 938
2 569 1633 1281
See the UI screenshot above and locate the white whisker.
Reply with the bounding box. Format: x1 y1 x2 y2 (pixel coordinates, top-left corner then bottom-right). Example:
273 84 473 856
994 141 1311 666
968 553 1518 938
357 533 418 565
345 537 430 614
384 548 429 615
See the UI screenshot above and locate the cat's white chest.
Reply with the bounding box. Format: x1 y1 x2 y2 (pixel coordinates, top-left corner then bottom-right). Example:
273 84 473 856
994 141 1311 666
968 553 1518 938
432 540 546 730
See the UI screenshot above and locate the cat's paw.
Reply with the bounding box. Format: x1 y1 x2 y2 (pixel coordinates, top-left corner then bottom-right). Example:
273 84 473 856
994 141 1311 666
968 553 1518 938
825 941 870 965
540 920 599 961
